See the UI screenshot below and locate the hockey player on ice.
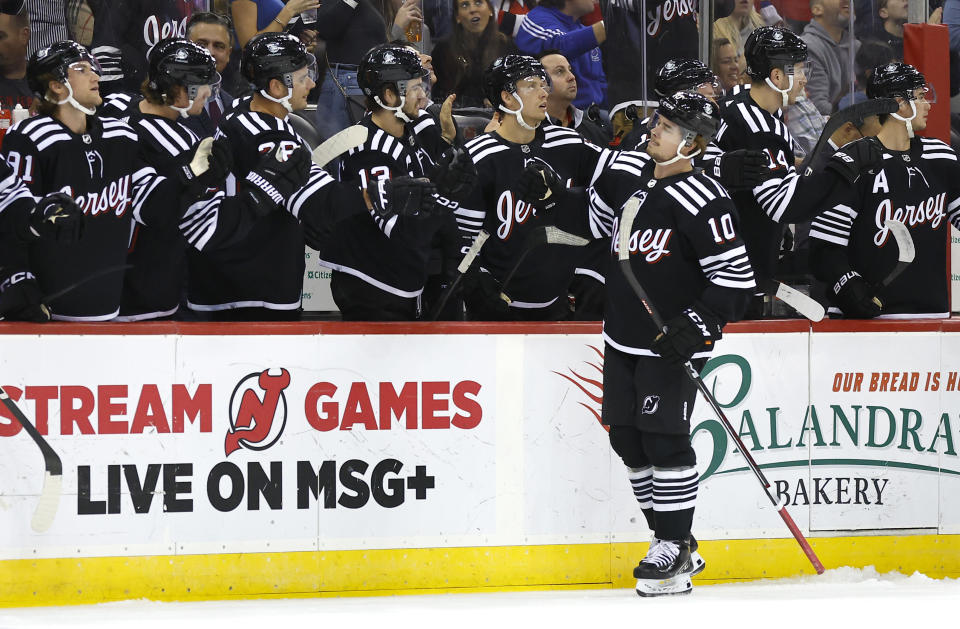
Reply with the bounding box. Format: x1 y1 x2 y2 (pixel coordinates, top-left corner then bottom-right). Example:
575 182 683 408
587 92 756 596
809 62 960 318
0 41 226 321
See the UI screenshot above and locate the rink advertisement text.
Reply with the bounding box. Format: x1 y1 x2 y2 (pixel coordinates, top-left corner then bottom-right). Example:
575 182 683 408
75 458 436 514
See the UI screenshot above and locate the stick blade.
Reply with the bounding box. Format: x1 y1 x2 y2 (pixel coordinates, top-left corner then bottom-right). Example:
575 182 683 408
310 126 369 168
760 280 826 322
30 470 62 532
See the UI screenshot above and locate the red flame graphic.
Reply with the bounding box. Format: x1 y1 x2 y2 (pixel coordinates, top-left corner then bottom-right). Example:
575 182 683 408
552 345 608 432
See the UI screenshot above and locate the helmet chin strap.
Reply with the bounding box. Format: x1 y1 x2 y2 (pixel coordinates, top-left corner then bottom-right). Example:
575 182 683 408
169 100 195 119
374 95 413 123
500 91 538 130
260 87 293 113
890 99 918 139
51 82 96 116
765 72 794 109
654 142 701 166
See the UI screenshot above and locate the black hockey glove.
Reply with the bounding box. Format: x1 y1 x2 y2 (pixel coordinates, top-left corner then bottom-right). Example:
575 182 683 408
241 143 311 215
830 270 883 318
0 268 50 322
515 161 564 210
651 307 722 366
370 176 439 218
824 137 883 184
429 147 478 198
712 149 769 189
461 266 511 318
180 137 233 197
27 192 84 244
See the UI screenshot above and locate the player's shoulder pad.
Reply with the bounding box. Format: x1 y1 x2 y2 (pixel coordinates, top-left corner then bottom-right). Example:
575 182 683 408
229 109 302 144
99 116 140 142
6 114 72 152
608 148 652 177
345 125 407 162
464 131 509 165
918 137 958 162
135 116 201 155
541 123 583 147
662 169 732 217
101 91 136 114
411 110 437 133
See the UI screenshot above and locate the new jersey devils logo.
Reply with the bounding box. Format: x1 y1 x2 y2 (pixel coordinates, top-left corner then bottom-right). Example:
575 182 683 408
224 368 291 456
641 395 660 415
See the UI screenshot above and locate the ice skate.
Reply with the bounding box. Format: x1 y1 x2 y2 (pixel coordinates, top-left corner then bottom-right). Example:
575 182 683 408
634 538 694 597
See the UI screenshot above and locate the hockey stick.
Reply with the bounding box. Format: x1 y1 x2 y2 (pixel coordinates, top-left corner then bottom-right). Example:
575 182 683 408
499 225 591 299
310 126 369 168
618 197 826 575
428 230 490 321
881 218 915 287
0 385 62 532
758 280 825 322
43 263 133 305
800 98 898 176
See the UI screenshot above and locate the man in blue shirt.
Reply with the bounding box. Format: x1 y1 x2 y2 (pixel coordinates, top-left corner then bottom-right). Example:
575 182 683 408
515 0 606 110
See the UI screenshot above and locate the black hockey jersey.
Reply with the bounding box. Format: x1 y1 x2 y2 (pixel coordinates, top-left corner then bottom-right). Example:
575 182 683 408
588 149 755 354
91 0 193 94
452 124 602 308
716 88 803 285
602 0 699 108
809 137 960 316
185 107 309 313
101 91 201 320
314 111 457 297
1 114 172 320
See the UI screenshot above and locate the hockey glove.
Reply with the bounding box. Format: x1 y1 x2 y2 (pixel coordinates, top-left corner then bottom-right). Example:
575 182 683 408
241 143 311 214
712 149 769 189
370 176 439 218
179 137 234 197
461 266 511 318
429 147 478 198
651 307 723 366
831 270 883 318
28 192 85 244
515 161 564 210
0 268 50 322
824 137 883 185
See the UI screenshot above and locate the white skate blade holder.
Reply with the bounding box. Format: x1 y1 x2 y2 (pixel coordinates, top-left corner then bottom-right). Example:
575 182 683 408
635 574 693 597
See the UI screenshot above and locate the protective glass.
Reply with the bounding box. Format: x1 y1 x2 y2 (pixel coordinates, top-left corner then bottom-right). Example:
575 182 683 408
911 84 936 104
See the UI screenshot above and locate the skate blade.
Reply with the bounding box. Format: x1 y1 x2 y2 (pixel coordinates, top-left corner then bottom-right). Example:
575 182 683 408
688 551 706 577
635 574 693 597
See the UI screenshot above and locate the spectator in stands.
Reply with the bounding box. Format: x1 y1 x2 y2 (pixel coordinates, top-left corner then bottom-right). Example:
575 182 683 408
432 0 517 108
231 0 320 48
946 0 960 53
382 0 433 52
515 0 607 110
712 37 742 94
800 0 860 115
837 38 895 109
871 0 943 60
185 12 238 138
311 0 393 140
24 0 67 56
714 0 766 77
0 1 31 110
493 0 532 38
538 49 609 145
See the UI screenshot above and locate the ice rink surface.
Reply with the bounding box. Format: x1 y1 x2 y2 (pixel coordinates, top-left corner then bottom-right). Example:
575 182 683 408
1 567 956 629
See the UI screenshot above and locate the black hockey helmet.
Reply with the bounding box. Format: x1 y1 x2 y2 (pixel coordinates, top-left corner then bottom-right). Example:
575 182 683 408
744 26 808 80
483 54 548 109
357 44 429 98
655 91 722 143
147 38 218 98
866 62 927 100
241 32 316 90
27 40 99 97
654 59 718 99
